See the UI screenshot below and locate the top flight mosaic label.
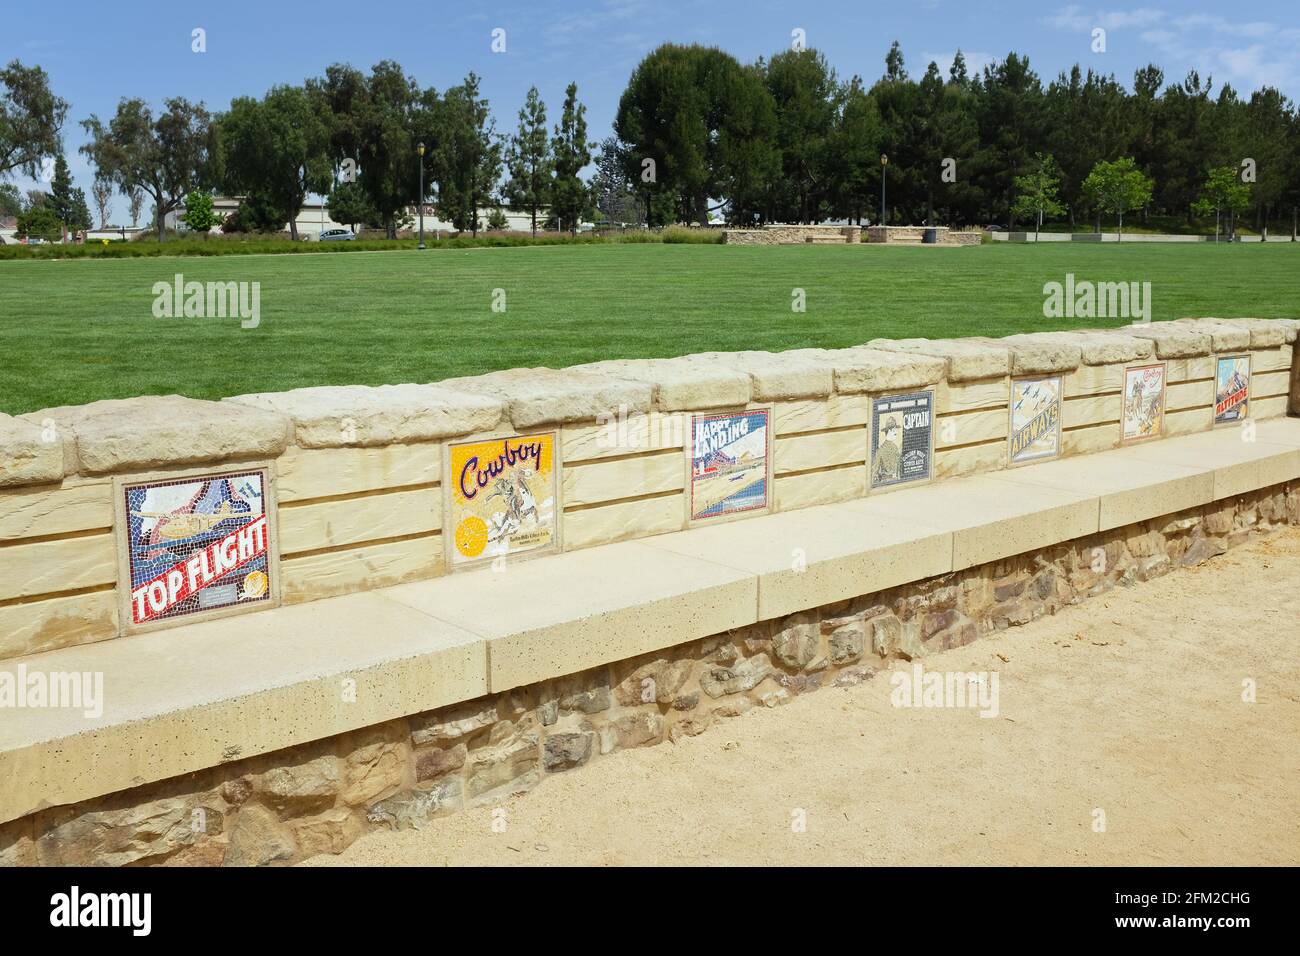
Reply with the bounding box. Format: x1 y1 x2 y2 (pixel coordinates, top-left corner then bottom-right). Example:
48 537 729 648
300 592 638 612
123 469 273 626
689 409 770 522
447 432 558 568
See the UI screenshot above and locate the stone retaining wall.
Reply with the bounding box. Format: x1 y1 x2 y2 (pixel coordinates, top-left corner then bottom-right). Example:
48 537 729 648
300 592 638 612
864 225 982 245
1 319 1297 661
720 225 860 244
4 480 1295 866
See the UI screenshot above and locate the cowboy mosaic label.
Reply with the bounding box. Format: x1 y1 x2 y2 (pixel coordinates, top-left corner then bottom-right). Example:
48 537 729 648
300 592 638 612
1121 363 1166 443
124 469 272 625
871 390 934 489
1214 355 1250 426
689 409 769 521
1008 376 1062 464
448 433 557 567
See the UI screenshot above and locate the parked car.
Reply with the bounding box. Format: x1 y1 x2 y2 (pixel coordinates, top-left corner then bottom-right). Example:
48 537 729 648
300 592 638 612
319 228 356 242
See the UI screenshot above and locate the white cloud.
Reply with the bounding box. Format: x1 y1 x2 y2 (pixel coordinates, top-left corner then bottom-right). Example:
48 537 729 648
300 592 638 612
1217 45 1294 91
1048 5 1300 95
1046 5 1165 33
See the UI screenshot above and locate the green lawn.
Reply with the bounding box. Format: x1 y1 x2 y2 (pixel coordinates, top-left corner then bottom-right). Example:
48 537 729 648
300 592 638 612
2 242 1297 415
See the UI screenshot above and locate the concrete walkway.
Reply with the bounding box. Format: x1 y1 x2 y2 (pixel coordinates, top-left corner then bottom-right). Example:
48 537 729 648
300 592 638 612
308 528 1300 867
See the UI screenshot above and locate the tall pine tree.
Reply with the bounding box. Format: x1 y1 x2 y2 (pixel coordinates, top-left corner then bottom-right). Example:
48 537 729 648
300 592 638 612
551 82 590 234
503 87 551 237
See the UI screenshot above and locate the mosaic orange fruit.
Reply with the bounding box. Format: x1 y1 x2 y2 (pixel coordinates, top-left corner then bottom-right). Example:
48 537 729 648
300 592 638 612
455 516 489 558
242 570 268 598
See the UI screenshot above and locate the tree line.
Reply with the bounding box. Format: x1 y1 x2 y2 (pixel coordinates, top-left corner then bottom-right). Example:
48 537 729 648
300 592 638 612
607 42 1300 231
2 59 592 241
3 41 1298 240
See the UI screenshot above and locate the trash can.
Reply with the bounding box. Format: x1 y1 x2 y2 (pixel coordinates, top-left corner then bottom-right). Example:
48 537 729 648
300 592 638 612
922 227 938 244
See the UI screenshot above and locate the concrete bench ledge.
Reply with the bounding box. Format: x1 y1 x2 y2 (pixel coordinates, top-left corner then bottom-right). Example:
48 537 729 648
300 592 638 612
4 417 1300 824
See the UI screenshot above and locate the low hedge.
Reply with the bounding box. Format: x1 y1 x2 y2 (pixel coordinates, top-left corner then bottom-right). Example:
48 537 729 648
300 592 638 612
0 227 735 259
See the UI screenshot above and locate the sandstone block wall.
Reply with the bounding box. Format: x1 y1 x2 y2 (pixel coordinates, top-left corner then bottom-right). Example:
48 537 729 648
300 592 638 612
1 318 1296 662
5 480 1295 866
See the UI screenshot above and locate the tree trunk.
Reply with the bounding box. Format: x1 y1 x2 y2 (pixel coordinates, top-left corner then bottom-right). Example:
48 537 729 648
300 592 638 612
531 206 537 238
156 203 166 242
386 213 396 240
289 219 299 241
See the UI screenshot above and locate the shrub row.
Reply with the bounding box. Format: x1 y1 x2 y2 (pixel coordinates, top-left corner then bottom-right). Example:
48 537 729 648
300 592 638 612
0 227 723 260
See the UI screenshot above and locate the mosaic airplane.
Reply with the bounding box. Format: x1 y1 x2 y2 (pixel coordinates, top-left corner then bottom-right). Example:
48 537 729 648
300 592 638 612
129 499 248 541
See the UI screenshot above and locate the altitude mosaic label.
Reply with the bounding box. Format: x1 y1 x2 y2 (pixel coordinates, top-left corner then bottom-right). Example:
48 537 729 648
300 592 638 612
1214 355 1250 426
1009 376 1062 465
448 433 557 567
871 390 934 489
1121 363 1166 443
123 469 272 626
689 409 769 521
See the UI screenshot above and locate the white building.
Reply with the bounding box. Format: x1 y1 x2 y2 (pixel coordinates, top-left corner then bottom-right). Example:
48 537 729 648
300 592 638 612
168 196 557 238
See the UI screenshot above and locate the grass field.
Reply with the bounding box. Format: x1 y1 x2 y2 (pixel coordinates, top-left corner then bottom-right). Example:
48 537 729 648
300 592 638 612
1 242 1297 415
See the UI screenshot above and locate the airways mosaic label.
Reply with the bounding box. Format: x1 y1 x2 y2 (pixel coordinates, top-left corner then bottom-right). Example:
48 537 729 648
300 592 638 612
1009 376 1062 464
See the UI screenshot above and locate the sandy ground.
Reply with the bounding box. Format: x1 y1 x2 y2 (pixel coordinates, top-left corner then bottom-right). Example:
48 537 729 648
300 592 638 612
308 528 1300 867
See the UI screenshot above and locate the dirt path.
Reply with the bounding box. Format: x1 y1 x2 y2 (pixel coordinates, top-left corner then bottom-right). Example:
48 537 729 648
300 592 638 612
308 528 1300 867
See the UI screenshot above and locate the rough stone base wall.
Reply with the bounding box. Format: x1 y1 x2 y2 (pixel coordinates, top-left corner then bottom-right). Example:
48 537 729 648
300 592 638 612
4 482 1297 867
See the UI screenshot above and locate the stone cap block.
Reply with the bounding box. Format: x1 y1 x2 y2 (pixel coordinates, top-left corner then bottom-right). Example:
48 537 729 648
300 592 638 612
980 334 1082 374
1116 323 1212 358
866 338 1010 382
224 384 503 448
568 358 751 411
439 368 652 428
20 396 291 476
1239 318 1299 345
679 350 833 401
1179 317 1294 348
1009 330 1154 365
785 347 945 393
0 414 64 488
1168 319 1251 351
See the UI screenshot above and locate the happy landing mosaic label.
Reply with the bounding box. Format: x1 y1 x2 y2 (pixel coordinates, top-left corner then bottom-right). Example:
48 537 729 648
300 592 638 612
689 409 770 521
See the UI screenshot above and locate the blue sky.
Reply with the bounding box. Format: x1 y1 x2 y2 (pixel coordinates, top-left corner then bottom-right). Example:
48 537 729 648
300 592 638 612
6 0 1299 198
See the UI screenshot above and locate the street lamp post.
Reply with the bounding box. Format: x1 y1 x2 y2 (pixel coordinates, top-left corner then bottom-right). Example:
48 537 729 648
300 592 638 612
417 141 426 250
880 153 889 226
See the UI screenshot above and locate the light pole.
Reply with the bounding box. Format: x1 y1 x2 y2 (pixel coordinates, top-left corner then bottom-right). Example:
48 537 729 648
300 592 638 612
417 141 426 250
880 153 889 226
